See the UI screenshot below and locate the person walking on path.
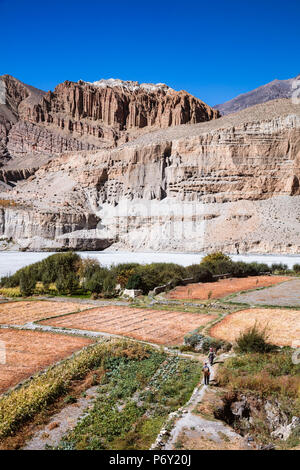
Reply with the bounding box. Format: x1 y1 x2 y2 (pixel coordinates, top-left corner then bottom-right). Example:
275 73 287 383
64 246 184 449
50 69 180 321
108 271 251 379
208 348 215 366
202 362 210 386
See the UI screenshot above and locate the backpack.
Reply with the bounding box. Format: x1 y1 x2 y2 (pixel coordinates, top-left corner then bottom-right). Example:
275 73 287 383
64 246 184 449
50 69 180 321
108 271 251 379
203 366 210 376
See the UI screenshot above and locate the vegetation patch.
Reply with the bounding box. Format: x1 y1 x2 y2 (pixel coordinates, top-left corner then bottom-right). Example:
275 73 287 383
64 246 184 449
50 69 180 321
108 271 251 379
1 251 298 300
216 351 300 448
54 352 202 450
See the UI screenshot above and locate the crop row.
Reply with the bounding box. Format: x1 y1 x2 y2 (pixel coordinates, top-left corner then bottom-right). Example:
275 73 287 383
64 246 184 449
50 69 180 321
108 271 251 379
0 339 152 440
56 352 202 450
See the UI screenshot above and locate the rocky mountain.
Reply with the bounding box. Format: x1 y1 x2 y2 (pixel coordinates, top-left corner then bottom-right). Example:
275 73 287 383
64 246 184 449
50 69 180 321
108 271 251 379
0 96 299 254
0 75 219 188
214 74 299 115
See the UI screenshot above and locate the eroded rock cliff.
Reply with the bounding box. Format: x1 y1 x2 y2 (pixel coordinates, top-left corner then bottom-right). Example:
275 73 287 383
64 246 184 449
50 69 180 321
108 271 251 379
0 98 299 253
0 75 218 174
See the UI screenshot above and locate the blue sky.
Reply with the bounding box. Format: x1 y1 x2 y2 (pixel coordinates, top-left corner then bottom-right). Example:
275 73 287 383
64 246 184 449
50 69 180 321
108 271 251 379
1 0 299 105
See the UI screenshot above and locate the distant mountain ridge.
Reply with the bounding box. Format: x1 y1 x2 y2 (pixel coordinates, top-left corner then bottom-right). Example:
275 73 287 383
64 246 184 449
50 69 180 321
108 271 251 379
214 74 299 115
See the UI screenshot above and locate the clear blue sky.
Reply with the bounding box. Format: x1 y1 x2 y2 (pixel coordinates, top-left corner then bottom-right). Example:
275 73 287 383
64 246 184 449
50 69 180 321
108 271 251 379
1 0 299 106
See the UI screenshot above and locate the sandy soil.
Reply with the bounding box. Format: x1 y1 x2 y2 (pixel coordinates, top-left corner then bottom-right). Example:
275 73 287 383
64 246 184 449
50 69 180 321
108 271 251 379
167 276 291 300
39 306 217 345
233 278 300 306
0 301 94 325
0 329 93 394
210 308 300 346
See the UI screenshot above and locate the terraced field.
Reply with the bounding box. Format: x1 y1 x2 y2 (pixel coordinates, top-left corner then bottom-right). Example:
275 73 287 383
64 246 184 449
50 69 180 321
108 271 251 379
0 301 94 325
232 278 300 306
39 306 217 345
0 329 93 393
210 308 300 346
167 276 291 300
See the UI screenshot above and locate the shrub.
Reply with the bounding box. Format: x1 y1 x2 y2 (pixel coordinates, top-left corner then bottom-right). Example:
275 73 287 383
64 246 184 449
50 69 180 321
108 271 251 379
217 351 300 406
77 257 101 279
1 252 81 288
185 264 213 282
232 261 250 278
184 333 231 353
201 252 231 264
102 273 117 298
84 270 106 294
271 263 288 274
235 323 277 353
126 273 143 290
0 287 21 297
19 271 36 296
200 253 234 276
116 268 135 288
56 272 80 295
293 264 300 273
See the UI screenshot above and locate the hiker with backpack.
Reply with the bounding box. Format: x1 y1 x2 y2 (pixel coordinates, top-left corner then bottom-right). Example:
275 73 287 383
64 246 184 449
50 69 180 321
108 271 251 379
208 347 215 366
202 362 210 385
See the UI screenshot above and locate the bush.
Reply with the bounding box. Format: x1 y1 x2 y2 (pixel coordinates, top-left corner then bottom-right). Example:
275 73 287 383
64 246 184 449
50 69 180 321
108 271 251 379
184 333 231 353
77 257 101 279
185 264 213 282
1 252 81 288
293 264 300 273
235 323 277 353
102 273 117 298
19 271 36 296
271 263 288 274
201 252 231 264
56 272 80 295
126 273 143 290
134 263 187 294
200 253 234 276
84 268 109 294
232 261 250 278
0 287 21 297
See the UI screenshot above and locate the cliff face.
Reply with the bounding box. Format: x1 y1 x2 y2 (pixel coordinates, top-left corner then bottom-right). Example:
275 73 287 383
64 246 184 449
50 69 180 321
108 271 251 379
1 98 299 253
0 75 219 173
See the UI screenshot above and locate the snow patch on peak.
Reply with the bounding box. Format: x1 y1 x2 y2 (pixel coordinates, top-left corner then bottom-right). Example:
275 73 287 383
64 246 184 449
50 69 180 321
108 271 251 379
79 78 173 93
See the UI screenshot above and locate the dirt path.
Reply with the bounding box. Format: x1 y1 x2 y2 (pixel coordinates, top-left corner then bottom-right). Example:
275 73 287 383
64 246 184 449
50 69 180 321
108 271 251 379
152 358 247 450
23 385 99 450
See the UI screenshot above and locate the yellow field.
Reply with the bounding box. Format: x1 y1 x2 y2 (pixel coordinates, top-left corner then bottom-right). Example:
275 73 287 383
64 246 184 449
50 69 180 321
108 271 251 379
210 308 300 346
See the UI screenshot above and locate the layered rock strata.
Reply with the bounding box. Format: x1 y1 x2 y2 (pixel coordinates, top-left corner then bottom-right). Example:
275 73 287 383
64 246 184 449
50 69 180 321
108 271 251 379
0 98 299 252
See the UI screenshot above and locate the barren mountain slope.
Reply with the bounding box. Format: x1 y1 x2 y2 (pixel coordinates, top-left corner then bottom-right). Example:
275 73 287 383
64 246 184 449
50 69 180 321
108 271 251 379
214 74 299 115
0 98 299 253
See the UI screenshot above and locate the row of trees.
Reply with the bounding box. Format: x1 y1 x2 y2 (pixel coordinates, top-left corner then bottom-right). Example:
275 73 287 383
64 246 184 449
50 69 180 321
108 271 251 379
1 252 299 298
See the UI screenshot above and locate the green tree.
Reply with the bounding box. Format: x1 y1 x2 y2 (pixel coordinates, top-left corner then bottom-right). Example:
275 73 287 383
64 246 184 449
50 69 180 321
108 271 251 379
201 252 231 264
19 271 36 297
126 273 142 290
84 270 106 294
235 323 277 353
102 274 117 298
56 272 80 295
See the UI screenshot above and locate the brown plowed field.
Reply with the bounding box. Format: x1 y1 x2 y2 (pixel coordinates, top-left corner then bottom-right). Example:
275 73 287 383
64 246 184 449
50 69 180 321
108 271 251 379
40 306 217 345
0 329 93 394
167 276 291 300
0 301 94 325
210 308 300 346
